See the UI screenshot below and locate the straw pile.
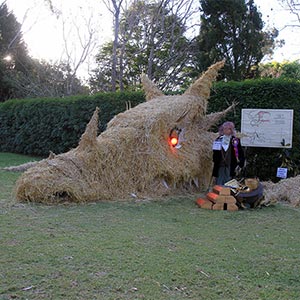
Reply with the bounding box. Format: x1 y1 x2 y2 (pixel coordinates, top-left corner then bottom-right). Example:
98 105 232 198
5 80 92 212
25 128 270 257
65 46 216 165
15 60 235 203
262 177 300 207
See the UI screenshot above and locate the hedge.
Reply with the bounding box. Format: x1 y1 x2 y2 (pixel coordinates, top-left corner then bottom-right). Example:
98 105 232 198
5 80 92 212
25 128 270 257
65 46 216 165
0 91 145 156
1 78 300 181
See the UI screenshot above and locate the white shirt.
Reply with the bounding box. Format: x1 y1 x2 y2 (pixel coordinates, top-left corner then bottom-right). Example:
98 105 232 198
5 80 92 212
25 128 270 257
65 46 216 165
221 135 231 151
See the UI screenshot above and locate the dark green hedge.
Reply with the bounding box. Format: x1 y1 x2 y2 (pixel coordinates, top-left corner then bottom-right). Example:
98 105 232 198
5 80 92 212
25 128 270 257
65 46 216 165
0 91 145 156
1 78 300 181
209 78 300 181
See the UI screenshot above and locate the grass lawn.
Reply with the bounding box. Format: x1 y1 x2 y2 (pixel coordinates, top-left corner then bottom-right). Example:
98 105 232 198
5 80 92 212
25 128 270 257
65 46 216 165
1 153 300 300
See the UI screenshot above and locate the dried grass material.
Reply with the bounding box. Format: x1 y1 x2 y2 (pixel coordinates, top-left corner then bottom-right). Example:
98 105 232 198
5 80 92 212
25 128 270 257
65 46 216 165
141 73 164 101
184 60 225 114
2 152 55 172
2 161 39 172
262 177 300 207
15 61 232 204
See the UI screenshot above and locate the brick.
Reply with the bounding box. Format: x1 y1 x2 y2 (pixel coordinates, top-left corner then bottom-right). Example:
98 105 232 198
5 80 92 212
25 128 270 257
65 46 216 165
212 185 231 196
215 195 236 204
212 185 222 194
201 202 213 209
212 202 224 210
214 195 226 203
196 198 213 209
196 198 206 207
206 192 218 203
219 187 231 196
226 203 239 211
212 202 239 211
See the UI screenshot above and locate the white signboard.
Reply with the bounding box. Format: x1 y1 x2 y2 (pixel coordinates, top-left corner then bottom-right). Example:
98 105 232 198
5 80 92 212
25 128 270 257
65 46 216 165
241 109 293 148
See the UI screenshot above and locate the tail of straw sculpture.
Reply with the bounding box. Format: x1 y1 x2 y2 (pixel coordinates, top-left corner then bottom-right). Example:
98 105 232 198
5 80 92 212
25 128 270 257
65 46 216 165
15 60 233 203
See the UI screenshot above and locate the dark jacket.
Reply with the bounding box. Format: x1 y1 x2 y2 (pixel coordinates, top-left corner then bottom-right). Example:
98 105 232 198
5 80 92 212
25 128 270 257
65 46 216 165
212 136 245 177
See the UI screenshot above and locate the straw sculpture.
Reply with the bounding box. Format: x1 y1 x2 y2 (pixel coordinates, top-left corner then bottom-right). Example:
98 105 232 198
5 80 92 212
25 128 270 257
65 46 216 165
15 60 236 203
262 177 300 207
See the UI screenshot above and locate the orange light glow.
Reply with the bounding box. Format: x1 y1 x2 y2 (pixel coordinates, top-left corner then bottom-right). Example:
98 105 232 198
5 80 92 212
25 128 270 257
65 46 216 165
170 137 178 146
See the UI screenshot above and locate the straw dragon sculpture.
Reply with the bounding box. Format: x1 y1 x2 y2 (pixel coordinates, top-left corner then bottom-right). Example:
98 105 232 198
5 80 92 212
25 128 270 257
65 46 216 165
16 60 235 203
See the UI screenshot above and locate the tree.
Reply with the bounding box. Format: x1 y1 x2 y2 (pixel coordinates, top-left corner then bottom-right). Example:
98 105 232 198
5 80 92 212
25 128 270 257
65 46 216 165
0 2 89 100
194 0 279 81
5 59 89 99
0 2 30 100
90 0 198 92
102 0 125 92
41 0 97 95
259 60 300 79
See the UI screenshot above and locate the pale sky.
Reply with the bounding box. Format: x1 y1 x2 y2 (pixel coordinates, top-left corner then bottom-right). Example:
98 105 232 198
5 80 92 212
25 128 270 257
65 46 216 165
255 0 300 62
5 0 300 78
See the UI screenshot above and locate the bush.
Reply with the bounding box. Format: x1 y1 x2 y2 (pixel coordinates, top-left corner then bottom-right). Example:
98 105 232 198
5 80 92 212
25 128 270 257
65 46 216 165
0 92 145 156
1 78 300 181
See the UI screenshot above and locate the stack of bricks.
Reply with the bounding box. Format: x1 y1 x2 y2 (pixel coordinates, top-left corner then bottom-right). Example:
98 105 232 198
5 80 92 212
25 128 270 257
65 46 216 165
196 185 239 211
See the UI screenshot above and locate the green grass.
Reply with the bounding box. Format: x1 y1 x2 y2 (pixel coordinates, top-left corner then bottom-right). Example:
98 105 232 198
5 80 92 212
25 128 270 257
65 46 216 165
1 153 300 300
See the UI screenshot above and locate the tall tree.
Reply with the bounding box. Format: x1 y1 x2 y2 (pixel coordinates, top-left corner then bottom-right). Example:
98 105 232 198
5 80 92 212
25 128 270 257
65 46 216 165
90 0 197 92
0 2 89 100
0 2 30 100
194 0 279 81
102 0 125 92
5 59 89 99
41 0 97 95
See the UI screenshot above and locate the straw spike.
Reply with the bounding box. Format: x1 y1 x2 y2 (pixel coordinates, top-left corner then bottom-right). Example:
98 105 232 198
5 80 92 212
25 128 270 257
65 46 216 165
141 73 164 101
184 60 225 99
78 107 99 150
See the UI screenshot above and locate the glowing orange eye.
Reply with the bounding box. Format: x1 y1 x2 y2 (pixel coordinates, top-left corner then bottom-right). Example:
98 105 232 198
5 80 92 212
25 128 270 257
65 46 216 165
170 137 178 146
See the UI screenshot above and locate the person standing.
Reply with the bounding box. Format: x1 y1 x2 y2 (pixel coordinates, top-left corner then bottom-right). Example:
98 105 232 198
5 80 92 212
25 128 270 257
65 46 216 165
212 121 245 185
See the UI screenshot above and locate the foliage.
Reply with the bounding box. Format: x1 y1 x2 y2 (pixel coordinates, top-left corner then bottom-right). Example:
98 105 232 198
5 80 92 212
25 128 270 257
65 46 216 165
5 59 89 98
90 0 196 93
259 60 300 79
0 3 87 101
194 0 280 81
1 153 300 299
0 3 29 101
208 78 300 181
0 91 145 156
2 77 300 182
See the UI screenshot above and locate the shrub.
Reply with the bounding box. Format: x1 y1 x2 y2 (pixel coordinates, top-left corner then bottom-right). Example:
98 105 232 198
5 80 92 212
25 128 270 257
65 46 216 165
1 78 300 182
0 92 145 156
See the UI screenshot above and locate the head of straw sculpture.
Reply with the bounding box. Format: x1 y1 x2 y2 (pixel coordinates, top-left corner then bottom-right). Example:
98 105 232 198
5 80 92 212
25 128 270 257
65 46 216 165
15 60 235 203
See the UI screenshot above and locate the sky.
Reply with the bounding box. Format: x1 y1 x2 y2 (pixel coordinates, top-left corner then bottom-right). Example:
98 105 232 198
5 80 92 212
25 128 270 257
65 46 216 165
255 0 300 62
4 0 300 78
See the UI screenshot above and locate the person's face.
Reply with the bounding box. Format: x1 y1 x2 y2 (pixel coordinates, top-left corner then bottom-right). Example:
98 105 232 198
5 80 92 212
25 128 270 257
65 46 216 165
223 126 233 136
